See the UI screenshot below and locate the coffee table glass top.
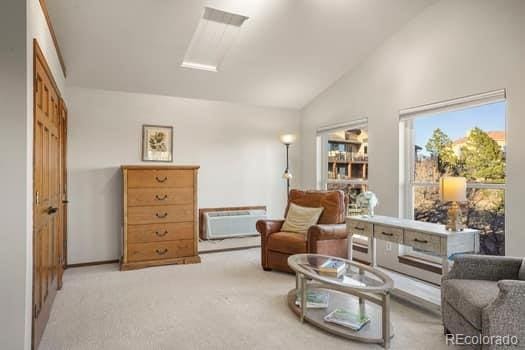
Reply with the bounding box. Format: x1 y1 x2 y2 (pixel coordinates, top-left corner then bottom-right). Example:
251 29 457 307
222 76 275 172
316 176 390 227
288 254 393 292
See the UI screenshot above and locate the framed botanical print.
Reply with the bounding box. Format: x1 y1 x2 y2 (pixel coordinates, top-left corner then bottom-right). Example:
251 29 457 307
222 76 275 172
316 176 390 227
142 125 173 162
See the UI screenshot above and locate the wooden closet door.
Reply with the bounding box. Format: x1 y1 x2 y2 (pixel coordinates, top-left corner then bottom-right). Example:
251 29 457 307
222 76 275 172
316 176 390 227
33 43 61 349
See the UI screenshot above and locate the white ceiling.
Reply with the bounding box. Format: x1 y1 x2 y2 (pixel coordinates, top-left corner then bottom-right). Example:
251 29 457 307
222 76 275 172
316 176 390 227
47 0 437 109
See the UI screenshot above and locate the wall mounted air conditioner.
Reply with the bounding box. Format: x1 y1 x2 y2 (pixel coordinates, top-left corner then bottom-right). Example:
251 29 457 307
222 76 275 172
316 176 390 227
203 209 267 239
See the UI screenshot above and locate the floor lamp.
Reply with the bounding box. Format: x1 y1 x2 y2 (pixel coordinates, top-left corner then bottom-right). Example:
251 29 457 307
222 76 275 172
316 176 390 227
280 134 296 198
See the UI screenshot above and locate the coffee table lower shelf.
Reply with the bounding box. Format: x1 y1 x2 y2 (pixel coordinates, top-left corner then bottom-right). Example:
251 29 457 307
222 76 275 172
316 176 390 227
287 288 394 346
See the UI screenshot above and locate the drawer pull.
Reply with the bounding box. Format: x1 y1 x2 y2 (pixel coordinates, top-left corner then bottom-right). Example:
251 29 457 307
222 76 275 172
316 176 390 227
155 248 168 255
155 194 168 201
156 212 168 219
155 230 168 237
381 231 394 237
353 226 365 231
413 238 429 244
155 176 168 183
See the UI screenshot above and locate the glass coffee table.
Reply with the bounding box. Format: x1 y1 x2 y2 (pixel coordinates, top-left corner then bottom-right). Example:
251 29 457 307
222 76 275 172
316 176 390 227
287 254 394 349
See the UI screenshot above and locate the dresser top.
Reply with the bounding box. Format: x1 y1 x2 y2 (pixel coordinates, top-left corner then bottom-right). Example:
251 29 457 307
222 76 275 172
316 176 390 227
121 165 200 170
347 215 479 237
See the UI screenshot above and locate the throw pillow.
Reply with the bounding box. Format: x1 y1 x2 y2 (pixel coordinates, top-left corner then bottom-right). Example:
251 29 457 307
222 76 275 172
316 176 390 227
281 203 324 234
519 259 525 281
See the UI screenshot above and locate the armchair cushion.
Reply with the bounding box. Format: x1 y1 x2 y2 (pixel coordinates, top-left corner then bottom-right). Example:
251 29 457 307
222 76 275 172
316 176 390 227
519 259 525 280
442 279 499 329
281 203 324 234
266 231 306 255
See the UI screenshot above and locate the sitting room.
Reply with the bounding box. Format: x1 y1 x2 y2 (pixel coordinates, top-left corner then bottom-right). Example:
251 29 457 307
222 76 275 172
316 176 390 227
1 0 524 349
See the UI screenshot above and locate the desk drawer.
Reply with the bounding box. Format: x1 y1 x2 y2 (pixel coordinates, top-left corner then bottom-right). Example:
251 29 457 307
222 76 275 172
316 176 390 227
404 230 441 254
127 205 194 225
127 169 194 188
374 225 403 244
127 240 194 262
347 219 373 238
127 187 193 207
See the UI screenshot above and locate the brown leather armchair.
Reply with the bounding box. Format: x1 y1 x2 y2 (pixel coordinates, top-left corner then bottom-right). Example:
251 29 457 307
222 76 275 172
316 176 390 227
256 189 349 273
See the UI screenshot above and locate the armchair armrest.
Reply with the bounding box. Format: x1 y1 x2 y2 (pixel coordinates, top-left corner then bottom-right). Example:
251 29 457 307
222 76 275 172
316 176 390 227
256 219 284 238
445 254 522 281
307 224 348 242
482 280 525 345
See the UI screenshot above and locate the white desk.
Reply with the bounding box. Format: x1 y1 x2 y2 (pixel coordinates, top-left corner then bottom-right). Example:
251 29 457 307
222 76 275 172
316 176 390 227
346 215 480 272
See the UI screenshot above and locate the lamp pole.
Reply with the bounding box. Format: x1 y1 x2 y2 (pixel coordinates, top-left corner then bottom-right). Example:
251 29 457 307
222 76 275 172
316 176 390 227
285 143 290 196
280 134 296 200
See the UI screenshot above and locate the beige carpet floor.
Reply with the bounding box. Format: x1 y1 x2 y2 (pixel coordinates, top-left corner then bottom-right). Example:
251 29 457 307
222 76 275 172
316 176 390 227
40 248 458 350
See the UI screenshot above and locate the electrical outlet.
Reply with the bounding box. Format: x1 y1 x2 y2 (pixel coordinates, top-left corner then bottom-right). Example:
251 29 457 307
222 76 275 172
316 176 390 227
386 242 392 252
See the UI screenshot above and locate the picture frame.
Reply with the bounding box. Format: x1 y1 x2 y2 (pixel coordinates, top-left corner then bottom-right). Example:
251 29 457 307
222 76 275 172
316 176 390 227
142 124 173 162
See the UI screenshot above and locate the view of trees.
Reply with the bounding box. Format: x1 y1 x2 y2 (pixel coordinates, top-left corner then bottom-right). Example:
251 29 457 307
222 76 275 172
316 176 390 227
415 127 505 255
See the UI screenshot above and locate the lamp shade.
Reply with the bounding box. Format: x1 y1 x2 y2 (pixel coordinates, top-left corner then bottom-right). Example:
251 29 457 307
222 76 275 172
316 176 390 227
280 134 296 145
439 176 467 202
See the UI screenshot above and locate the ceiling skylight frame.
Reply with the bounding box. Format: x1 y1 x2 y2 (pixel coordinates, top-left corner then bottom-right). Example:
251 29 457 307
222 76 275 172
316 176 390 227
181 6 249 73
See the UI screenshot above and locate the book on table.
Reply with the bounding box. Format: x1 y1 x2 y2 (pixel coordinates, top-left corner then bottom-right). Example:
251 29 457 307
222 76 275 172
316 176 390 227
295 290 329 309
324 308 370 331
319 259 346 277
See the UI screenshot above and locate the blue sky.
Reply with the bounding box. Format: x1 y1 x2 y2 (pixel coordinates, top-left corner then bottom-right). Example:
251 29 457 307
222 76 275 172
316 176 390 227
414 101 506 154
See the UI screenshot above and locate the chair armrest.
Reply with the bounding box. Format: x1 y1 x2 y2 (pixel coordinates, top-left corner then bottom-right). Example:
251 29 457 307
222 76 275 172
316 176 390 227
256 219 284 238
445 254 522 281
482 280 525 345
307 224 348 242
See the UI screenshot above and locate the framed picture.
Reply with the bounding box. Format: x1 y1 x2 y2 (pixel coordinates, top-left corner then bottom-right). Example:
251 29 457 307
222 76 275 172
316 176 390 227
142 125 173 162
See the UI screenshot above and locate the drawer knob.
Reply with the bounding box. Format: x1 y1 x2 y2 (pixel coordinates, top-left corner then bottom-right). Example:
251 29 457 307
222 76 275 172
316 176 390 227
156 212 168 219
155 176 168 183
413 238 429 244
155 194 168 201
155 230 168 237
381 231 394 237
155 248 168 255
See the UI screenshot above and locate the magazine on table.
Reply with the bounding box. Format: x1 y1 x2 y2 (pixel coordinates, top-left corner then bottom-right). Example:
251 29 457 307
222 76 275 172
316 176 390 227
324 308 370 331
295 290 330 309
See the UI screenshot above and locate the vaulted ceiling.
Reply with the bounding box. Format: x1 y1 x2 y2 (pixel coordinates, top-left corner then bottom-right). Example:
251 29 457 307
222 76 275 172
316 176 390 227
47 0 437 109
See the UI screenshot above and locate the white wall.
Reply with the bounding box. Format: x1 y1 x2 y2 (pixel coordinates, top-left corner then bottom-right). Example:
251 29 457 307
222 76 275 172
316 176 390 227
66 87 300 264
1 1 29 349
300 0 525 272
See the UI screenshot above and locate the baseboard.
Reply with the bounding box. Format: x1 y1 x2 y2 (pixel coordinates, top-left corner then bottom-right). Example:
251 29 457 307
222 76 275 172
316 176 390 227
67 259 119 268
199 245 260 255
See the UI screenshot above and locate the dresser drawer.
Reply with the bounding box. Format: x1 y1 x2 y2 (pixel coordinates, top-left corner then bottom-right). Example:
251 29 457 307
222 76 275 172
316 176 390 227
347 219 373 238
127 187 193 207
127 205 194 225
127 240 194 262
404 230 441 254
127 222 194 243
127 169 194 188
374 225 403 244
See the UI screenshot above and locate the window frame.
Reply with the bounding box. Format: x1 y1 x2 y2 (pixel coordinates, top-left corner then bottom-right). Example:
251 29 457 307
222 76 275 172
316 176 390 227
400 90 507 260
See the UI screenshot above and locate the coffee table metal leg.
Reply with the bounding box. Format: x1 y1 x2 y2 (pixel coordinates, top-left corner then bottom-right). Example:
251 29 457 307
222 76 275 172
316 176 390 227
382 292 391 349
300 274 307 323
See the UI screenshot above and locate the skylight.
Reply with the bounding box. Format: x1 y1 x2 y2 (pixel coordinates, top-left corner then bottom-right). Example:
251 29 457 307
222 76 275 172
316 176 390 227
181 7 249 72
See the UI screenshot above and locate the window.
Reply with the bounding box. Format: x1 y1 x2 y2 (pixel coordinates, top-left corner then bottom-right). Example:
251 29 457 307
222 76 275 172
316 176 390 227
401 93 506 256
317 120 369 244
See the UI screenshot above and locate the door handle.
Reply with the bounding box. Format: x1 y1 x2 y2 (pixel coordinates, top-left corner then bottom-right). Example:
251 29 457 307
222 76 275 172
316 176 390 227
47 206 58 215
62 200 69 204
381 231 394 237
156 212 168 219
413 238 429 244
155 248 168 255
155 194 168 201
155 230 168 237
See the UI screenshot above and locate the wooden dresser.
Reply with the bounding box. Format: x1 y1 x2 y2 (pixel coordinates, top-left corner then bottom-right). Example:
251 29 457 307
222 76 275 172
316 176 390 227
121 165 200 270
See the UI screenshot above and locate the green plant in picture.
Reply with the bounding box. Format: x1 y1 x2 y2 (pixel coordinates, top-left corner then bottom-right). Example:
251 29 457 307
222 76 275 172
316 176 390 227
459 127 505 182
425 128 457 175
149 132 167 152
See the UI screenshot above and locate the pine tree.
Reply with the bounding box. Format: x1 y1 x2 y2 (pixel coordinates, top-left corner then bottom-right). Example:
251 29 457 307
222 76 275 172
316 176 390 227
425 128 457 175
460 127 505 181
